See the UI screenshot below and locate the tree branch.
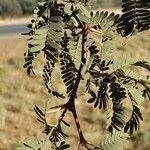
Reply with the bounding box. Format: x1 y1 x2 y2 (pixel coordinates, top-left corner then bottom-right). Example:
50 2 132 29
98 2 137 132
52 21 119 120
55 22 91 149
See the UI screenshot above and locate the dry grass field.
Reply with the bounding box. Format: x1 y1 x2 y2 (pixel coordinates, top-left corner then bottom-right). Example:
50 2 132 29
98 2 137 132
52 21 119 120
0 31 150 150
0 18 30 26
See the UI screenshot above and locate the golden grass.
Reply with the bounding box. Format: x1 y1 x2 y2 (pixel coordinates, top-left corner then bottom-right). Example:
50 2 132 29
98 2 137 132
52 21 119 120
0 35 45 149
0 31 150 150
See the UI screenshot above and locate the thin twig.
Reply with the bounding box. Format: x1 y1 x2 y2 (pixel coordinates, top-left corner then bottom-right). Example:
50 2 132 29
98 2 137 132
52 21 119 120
71 106 89 149
57 107 68 126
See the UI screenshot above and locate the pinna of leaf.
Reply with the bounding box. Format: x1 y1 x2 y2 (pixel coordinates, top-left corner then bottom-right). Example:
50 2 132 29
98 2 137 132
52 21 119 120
22 0 150 150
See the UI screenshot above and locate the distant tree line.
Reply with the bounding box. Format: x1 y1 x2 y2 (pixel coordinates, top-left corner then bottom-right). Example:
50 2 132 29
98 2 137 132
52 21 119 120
0 0 37 17
0 0 121 17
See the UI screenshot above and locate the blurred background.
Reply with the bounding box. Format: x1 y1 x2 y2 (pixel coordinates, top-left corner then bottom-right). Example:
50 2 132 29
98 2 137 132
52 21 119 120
0 0 149 150
0 0 121 17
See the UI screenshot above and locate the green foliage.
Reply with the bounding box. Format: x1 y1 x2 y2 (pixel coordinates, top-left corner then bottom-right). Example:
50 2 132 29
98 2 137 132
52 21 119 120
16 137 41 150
116 0 150 36
102 129 129 150
16 136 70 150
20 0 150 150
124 105 143 135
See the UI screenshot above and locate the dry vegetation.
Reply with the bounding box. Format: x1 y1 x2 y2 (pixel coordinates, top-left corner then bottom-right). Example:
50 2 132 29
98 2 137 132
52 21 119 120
0 17 31 26
0 31 150 150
